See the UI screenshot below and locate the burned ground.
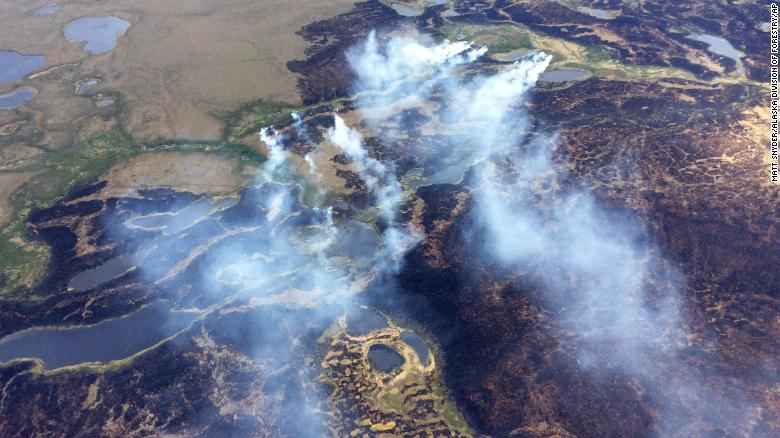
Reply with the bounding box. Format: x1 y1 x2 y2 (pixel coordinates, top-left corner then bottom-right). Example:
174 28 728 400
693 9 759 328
0 0 776 436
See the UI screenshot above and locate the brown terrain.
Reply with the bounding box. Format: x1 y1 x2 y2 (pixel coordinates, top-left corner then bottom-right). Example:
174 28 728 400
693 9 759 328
0 0 777 437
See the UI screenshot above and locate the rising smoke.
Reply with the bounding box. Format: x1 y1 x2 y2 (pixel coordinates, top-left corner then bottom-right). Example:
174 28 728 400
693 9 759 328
105 28 757 436
342 30 759 436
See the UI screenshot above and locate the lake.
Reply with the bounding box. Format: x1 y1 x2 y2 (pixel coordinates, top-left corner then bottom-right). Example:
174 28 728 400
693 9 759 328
0 51 45 86
64 16 131 55
368 344 405 372
401 331 430 365
0 302 197 370
0 87 37 109
688 34 745 75
540 69 588 82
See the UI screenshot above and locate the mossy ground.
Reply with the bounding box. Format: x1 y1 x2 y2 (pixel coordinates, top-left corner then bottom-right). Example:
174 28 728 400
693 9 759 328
0 127 271 294
439 21 757 86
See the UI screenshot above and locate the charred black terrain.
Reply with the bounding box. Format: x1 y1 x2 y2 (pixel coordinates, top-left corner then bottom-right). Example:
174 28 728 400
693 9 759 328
0 0 776 437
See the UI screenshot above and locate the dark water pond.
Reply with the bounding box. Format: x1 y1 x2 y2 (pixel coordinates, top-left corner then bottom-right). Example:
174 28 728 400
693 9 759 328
94 96 114 107
577 7 618 19
346 308 388 336
0 87 37 109
75 78 99 95
540 69 587 82
391 0 446 16
401 331 430 365
67 253 137 292
0 51 45 86
368 344 405 372
35 4 60 15
64 16 131 54
0 302 197 370
687 34 744 75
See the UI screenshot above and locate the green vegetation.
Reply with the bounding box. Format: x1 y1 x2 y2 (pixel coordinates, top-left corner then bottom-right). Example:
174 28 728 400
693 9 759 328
18 127 136 209
489 33 533 53
438 22 732 85
222 100 302 139
431 363 473 435
583 44 615 63
0 215 48 296
0 127 269 295
439 23 534 54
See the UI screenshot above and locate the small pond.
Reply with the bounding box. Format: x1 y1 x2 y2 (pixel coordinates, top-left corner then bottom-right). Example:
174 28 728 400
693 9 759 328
368 344 405 372
0 87 37 109
0 51 45 86
67 253 137 292
94 96 114 107
687 33 745 75
401 331 430 365
577 7 619 19
64 16 131 55
34 4 60 15
540 69 588 82
75 78 100 95
346 308 388 336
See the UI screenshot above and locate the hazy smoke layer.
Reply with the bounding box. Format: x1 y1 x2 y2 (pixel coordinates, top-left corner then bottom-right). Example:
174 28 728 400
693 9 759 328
102 29 759 436
344 32 758 435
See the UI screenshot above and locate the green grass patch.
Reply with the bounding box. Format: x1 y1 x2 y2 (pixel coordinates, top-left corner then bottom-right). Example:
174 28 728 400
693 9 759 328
431 363 473 435
439 23 534 54
221 100 302 139
583 44 615 63
14 127 136 210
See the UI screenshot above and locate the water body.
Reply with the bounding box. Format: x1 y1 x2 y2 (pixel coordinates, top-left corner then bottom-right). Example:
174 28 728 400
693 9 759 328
346 308 388 336
71 198 238 291
687 34 745 75
577 7 619 19
34 4 60 15
0 51 45 86
0 302 197 370
368 344 405 372
0 87 37 109
67 253 137 292
391 0 447 16
540 69 588 82
401 331 430 365
94 96 114 107
392 4 423 16
64 16 131 55
75 78 100 95
492 49 532 62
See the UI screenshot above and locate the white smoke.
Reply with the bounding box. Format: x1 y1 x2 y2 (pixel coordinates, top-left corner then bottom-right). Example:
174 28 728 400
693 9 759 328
327 113 420 273
348 30 486 117
292 111 309 141
342 31 759 436
327 114 403 222
258 127 288 181
92 29 759 436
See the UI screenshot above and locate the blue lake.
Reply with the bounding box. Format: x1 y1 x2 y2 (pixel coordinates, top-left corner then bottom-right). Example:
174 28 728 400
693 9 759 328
0 51 45 86
0 87 37 109
65 16 131 54
0 302 197 370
